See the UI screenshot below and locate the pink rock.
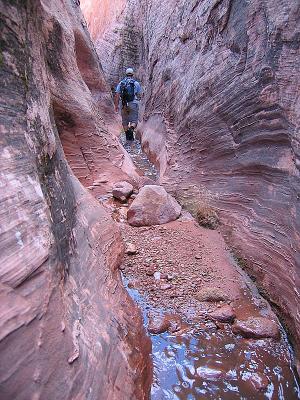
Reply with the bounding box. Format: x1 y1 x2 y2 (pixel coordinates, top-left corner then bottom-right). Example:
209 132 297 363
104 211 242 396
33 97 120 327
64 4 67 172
126 243 137 255
196 366 224 380
147 313 182 334
147 313 170 334
112 181 134 202
232 317 279 339
209 305 236 323
127 185 181 227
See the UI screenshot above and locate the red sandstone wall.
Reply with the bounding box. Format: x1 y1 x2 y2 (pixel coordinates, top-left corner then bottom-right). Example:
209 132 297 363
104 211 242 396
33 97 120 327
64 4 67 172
82 0 300 362
0 1 150 399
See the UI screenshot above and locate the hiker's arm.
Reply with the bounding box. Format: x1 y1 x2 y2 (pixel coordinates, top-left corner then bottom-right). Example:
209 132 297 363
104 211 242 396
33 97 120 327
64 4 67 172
114 93 120 112
136 82 142 101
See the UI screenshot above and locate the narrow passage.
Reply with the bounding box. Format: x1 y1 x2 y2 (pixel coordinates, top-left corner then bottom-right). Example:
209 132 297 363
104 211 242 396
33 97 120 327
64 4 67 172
101 134 300 400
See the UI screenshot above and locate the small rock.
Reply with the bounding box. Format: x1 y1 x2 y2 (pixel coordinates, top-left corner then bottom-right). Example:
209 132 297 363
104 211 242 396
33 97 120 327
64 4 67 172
168 315 182 333
127 281 135 289
204 321 218 330
119 264 126 271
196 366 223 380
195 254 202 259
146 266 155 276
154 271 161 280
161 284 172 290
209 305 236 323
126 243 137 255
195 287 230 302
248 373 270 392
232 317 279 339
147 313 170 334
112 181 134 202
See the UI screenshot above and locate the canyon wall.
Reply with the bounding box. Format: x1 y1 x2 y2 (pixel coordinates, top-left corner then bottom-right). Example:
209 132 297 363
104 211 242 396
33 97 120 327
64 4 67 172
0 1 150 399
82 0 300 363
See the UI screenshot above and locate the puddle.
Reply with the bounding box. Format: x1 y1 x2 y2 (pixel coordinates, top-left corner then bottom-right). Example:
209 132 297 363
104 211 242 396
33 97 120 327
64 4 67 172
124 276 300 400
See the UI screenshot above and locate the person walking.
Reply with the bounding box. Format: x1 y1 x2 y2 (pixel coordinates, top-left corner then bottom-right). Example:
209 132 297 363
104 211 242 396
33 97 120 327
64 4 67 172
114 68 142 141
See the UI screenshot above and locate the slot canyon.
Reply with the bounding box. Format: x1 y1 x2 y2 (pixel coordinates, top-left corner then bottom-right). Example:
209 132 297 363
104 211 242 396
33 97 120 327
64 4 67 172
0 0 299 399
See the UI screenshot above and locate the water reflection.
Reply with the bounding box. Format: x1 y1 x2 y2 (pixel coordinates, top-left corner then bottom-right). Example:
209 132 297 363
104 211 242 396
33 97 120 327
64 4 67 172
124 278 299 400
151 328 299 399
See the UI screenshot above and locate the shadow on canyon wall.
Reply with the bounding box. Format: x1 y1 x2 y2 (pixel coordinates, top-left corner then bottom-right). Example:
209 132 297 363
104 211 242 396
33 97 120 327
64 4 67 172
0 1 151 399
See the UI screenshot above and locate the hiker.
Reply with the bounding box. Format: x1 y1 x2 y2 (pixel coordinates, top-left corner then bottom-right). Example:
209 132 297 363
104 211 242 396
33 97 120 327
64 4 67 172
114 68 142 141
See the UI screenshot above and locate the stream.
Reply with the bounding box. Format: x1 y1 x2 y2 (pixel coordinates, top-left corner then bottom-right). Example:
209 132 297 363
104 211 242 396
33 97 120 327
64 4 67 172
109 134 300 399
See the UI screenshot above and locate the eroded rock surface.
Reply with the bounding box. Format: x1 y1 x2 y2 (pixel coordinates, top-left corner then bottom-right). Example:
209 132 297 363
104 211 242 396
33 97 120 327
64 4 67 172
0 1 150 399
82 0 300 363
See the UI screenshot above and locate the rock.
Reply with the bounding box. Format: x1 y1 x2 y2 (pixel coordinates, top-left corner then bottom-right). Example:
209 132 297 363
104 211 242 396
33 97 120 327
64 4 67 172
168 315 182 333
160 283 172 290
112 181 134 202
195 287 230 302
147 312 182 334
160 273 168 279
127 185 181 227
209 305 236 323
154 272 161 280
145 266 156 276
232 317 280 339
147 313 170 334
126 243 137 255
196 366 224 380
248 373 270 392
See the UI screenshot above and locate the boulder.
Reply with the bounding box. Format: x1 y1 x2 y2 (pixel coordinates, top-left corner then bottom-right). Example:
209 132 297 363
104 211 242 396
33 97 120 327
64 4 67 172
127 185 181 226
232 317 279 339
112 181 134 202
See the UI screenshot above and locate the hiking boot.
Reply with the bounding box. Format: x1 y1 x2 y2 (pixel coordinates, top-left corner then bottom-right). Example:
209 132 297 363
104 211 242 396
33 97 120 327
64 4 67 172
125 127 134 141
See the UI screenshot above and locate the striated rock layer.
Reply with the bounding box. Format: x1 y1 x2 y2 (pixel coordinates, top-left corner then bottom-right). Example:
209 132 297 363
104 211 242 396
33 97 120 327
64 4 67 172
82 0 300 365
0 1 151 399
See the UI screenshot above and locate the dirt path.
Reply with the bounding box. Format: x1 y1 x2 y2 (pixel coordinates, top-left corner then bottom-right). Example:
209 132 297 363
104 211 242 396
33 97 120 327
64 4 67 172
100 135 300 399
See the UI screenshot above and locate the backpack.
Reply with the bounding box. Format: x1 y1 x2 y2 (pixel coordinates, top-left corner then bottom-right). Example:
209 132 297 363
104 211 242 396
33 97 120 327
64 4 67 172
120 78 135 107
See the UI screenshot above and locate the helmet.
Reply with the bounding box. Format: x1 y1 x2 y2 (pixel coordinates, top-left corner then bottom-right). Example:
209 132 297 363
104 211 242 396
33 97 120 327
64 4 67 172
126 67 134 76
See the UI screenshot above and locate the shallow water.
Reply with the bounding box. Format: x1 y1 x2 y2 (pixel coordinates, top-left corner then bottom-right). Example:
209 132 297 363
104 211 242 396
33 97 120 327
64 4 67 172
120 137 300 400
120 134 158 181
125 278 299 400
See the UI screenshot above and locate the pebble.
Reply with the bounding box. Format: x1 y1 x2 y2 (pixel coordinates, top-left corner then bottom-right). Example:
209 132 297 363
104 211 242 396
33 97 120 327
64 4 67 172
161 284 172 290
154 272 161 280
126 243 137 255
146 267 155 276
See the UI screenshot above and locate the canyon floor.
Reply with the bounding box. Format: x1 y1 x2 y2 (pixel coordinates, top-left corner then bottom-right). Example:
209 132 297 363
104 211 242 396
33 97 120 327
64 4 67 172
99 136 300 399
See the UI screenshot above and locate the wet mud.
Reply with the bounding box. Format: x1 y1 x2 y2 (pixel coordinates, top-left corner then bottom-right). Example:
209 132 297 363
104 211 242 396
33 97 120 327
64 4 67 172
100 135 300 400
